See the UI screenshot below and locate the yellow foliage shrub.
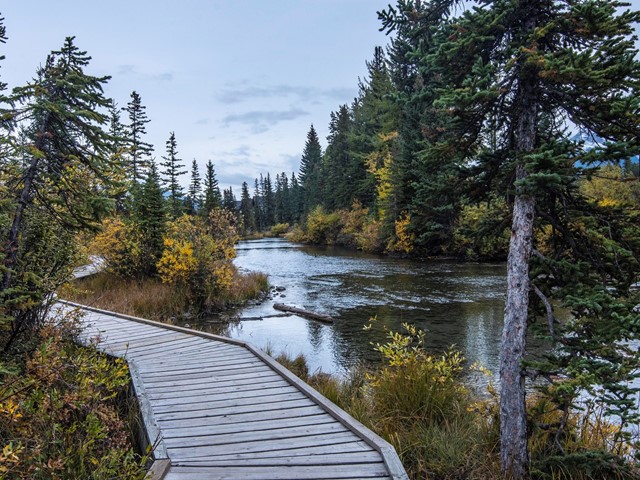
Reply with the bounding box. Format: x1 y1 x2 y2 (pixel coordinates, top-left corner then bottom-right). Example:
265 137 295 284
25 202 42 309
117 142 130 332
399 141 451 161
386 211 415 254
90 217 143 277
157 211 238 310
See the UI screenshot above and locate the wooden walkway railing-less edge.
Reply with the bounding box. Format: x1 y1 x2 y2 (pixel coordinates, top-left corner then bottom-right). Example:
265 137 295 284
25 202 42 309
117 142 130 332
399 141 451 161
56 299 408 480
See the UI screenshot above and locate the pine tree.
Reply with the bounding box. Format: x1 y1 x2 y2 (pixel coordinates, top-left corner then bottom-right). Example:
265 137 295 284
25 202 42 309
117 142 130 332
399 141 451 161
299 125 323 212
202 160 222 215
160 132 186 218
122 90 153 182
185 159 202 215
381 1 640 476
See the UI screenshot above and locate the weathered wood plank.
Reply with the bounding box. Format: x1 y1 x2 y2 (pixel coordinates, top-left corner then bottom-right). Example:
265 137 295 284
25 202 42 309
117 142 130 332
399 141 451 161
181 441 375 461
158 405 325 430
147 379 291 402
167 431 362 459
163 464 390 480
153 398 315 422
152 391 309 415
163 423 349 449
149 384 299 407
139 363 273 382
175 450 383 467
144 373 283 395
161 414 335 440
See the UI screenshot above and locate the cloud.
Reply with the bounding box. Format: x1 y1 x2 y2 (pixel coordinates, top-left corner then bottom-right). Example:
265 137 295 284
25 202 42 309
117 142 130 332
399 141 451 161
115 65 173 83
218 84 355 104
117 64 136 75
222 108 309 134
152 72 173 82
196 118 210 125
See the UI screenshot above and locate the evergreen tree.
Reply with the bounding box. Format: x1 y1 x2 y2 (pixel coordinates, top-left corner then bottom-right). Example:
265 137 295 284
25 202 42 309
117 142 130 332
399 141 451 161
202 160 222 215
2 37 117 340
289 172 303 223
160 132 186 218
381 1 640 476
185 159 202 215
133 159 166 276
274 172 291 223
349 47 399 210
299 125 323 212
323 105 355 210
239 181 255 233
222 187 237 214
253 178 265 230
122 90 153 182
261 173 275 227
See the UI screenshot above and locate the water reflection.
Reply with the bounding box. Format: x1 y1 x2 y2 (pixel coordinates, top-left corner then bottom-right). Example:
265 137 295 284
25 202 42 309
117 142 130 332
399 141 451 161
191 238 510 381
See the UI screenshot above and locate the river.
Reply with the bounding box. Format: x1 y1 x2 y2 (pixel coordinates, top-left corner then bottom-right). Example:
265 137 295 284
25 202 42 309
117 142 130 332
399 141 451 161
188 237 524 383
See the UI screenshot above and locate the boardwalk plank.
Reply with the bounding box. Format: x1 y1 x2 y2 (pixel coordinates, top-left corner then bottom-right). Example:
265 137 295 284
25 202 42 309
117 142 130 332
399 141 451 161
152 391 308 414
163 463 390 480
161 414 336 440
175 451 383 467
154 398 315 422
147 379 291 401
158 405 325 430
167 431 363 459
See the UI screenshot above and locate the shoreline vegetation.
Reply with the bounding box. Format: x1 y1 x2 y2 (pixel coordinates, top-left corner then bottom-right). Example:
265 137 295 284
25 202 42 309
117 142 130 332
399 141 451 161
272 323 639 480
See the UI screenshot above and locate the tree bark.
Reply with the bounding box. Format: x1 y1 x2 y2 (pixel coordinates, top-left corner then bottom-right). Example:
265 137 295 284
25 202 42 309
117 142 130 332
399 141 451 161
500 10 539 475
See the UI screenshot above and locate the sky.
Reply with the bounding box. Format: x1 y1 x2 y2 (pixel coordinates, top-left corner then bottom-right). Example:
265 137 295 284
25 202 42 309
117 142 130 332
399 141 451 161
2 1 640 194
1 0 393 194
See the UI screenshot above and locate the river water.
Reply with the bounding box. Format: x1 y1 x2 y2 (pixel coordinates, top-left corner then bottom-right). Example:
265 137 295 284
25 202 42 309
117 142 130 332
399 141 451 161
191 237 518 382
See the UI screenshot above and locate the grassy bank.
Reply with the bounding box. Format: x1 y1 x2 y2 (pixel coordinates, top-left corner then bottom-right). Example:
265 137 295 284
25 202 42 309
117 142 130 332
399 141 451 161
0 309 148 479
273 324 638 480
60 269 268 321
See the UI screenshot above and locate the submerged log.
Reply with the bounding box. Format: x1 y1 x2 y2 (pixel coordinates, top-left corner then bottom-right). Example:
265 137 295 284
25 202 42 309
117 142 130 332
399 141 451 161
273 303 334 324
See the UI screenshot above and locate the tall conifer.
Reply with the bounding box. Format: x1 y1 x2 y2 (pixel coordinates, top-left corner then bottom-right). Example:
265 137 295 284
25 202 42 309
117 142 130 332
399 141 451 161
160 132 187 218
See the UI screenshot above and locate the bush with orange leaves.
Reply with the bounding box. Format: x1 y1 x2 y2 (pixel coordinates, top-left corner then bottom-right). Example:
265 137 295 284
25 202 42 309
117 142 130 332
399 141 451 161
157 209 239 312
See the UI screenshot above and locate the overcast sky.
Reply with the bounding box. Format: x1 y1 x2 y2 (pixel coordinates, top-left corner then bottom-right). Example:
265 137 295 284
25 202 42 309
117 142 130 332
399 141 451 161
1 0 391 193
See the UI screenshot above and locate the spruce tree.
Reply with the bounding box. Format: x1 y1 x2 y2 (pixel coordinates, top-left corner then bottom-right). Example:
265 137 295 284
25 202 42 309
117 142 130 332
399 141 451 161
133 159 166 276
185 159 202 215
323 105 355 210
299 125 323 212
239 181 255 233
202 160 222 215
2 37 117 338
222 187 237 214
381 1 640 476
122 90 153 182
160 132 186 218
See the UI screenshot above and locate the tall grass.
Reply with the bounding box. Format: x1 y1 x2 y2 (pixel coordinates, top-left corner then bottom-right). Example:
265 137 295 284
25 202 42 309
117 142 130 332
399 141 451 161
60 269 268 321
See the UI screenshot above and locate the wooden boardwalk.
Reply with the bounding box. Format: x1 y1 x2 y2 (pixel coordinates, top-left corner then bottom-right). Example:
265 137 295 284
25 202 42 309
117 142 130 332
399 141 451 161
56 301 407 480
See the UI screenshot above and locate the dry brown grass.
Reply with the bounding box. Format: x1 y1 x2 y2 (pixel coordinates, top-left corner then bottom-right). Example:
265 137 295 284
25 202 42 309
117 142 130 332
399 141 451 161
59 270 268 321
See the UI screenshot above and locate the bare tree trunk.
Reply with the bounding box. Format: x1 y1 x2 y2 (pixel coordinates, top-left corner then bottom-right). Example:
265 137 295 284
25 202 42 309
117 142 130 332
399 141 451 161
500 174 535 478
500 11 539 474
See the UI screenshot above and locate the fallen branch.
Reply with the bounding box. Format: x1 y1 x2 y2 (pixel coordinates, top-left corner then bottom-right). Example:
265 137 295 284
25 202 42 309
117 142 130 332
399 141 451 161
273 303 334 324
